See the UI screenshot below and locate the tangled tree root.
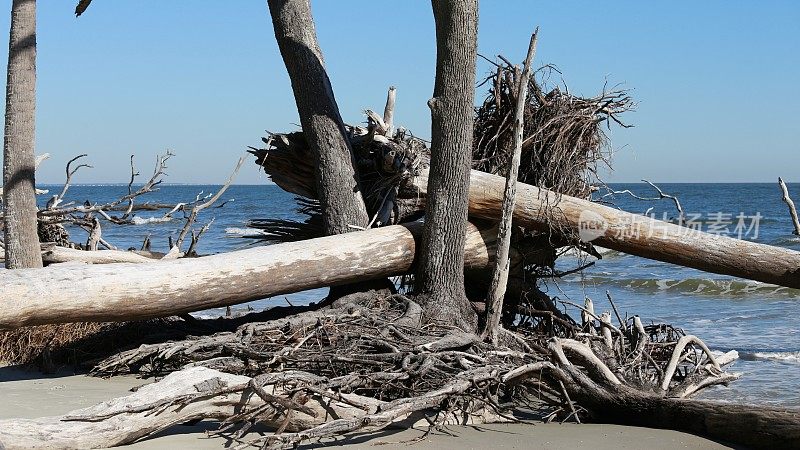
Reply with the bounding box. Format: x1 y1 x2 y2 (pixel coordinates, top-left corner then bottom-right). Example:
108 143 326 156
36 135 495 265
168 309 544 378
26 291 791 450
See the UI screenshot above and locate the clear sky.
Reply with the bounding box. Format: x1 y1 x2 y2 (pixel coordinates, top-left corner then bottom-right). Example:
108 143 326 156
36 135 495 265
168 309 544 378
1 1 798 184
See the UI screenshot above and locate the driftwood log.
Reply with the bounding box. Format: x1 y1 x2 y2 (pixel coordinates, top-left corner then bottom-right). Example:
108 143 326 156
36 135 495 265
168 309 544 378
448 169 800 288
3 169 800 329
0 222 496 330
40 246 159 265
252 143 800 290
253 140 800 289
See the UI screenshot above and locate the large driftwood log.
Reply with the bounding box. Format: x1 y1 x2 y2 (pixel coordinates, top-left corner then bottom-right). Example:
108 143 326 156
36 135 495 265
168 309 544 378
255 146 800 289
0 223 495 330
413 169 800 289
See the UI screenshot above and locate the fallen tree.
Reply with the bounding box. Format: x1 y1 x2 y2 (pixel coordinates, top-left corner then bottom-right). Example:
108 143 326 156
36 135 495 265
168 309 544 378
0 222 497 330
253 138 800 289
4 156 799 328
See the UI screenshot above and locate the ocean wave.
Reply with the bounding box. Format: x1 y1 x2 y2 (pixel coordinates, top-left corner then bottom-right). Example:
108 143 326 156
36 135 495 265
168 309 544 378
225 227 265 236
574 276 799 297
131 216 173 225
561 245 622 259
771 236 800 246
740 351 800 364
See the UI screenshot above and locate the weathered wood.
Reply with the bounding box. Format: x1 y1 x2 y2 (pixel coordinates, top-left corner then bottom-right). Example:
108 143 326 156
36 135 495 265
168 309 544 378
0 366 375 449
566 380 800 450
382 86 396 136
410 169 800 289
0 222 496 330
483 29 538 342
778 176 800 235
41 246 156 265
258 149 800 289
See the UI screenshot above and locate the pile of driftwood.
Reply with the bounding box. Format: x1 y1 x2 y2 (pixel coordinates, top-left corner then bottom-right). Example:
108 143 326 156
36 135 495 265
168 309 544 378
0 62 799 449
0 152 243 364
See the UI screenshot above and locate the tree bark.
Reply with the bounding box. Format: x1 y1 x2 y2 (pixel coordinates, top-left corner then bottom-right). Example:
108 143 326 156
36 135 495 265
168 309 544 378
415 0 479 331
0 222 497 330
565 379 800 450
266 0 369 236
3 0 42 269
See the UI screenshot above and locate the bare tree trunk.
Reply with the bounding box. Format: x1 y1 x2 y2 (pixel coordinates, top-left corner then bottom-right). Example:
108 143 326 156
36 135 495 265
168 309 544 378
415 0 479 331
3 0 42 269
483 30 538 342
266 0 369 236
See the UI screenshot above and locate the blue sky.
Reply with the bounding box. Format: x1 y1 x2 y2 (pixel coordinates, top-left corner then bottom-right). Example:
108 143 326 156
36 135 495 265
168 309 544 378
1 1 798 184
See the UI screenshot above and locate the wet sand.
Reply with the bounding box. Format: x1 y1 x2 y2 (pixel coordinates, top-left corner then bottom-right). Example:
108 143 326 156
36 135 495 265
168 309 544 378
0 365 733 449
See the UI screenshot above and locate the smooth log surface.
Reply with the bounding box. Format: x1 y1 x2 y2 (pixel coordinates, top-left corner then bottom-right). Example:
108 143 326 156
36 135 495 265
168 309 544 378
0 223 495 330
409 169 800 289
41 246 156 265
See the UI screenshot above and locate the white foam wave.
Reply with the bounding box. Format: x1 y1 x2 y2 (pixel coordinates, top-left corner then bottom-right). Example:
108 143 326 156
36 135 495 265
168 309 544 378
750 351 800 363
225 227 265 236
131 216 172 225
562 245 619 259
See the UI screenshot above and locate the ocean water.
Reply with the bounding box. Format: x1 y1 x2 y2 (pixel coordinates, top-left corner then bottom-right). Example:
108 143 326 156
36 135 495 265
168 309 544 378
34 182 800 407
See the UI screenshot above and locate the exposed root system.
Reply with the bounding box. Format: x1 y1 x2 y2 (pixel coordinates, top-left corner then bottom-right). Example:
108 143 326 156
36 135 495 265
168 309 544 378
84 290 743 449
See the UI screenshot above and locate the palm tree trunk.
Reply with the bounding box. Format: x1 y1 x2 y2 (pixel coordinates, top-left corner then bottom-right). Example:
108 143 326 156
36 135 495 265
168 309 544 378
3 0 42 269
414 0 479 331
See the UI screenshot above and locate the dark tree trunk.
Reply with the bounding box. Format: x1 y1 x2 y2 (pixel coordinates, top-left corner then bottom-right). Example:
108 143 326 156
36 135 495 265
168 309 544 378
567 378 800 450
414 0 479 331
266 0 369 236
3 0 42 269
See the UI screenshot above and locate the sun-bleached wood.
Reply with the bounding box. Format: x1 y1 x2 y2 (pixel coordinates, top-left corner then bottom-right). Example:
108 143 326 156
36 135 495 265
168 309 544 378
258 150 800 289
41 246 156 264
483 29 538 342
0 222 495 330
0 367 376 449
408 169 800 289
778 176 800 235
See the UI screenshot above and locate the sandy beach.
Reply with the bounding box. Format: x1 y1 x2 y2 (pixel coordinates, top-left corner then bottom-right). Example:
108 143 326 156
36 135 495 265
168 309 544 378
0 365 733 450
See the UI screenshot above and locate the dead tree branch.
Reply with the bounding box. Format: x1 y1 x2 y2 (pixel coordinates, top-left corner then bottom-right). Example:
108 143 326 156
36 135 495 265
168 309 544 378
778 177 800 235
483 28 539 343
